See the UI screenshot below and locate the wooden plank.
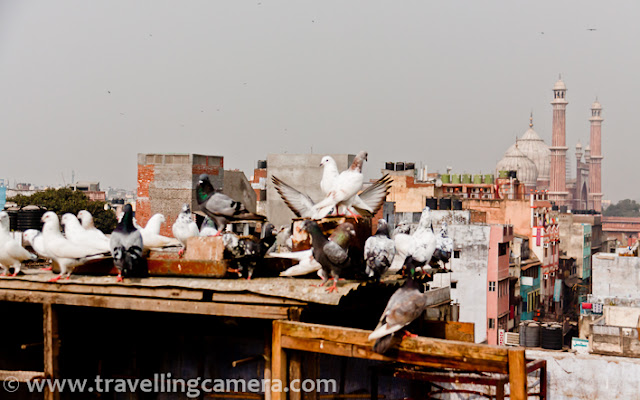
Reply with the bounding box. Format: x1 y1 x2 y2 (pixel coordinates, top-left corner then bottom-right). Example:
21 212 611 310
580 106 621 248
289 353 302 400
390 369 508 385
272 321 287 400
0 369 44 382
281 336 507 374
444 322 475 343
278 321 509 364
43 304 60 400
0 280 203 300
0 290 291 320
508 349 527 400
211 293 306 306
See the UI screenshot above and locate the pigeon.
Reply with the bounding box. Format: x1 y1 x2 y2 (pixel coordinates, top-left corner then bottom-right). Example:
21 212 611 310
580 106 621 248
61 213 110 253
311 151 368 219
110 204 146 282
199 217 219 237
272 173 391 220
390 222 413 272
23 229 53 260
276 223 354 277
172 203 200 256
364 219 396 280
402 207 437 276
196 174 266 235
320 155 339 195
140 214 181 250
0 212 37 276
41 211 108 282
431 222 453 268
273 226 293 253
302 220 356 292
77 210 110 242
368 272 427 354
222 223 277 279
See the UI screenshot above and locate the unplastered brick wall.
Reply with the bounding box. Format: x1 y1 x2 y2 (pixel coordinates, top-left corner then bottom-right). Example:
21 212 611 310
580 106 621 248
136 154 224 237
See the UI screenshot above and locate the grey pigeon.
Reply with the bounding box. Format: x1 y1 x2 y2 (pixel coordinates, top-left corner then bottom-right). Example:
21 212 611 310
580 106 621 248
196 174 265 235
368 273 427 354
199 217 218 237
110 204 146 282
302 220 356 292
364 219 396 280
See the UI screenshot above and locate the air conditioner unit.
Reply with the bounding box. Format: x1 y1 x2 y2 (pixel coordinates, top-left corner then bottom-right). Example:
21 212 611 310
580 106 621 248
505 332 520 346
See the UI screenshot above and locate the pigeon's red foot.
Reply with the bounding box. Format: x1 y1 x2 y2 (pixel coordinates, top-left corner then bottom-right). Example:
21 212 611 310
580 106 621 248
325 280 339 293
41 266 52 271
11 272 18 277
178 248 185 257
227 268 240 274
214 231 222 237
48 275 62 283
116 275 123 282
0 273 6 277
402 330 418 339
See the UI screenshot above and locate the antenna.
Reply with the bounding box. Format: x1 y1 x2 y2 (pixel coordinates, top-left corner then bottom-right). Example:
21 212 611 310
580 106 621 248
61 173 66 187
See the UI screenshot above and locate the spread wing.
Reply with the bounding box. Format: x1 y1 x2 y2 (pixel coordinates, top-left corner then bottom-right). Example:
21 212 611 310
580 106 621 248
353 174 392 217
272 176 316 218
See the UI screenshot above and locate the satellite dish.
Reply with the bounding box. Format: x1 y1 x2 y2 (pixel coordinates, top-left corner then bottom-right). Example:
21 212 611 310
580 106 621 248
435 179 443 187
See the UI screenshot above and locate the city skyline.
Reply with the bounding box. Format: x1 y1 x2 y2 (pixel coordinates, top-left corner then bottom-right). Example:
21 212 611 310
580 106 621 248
1 1 638 201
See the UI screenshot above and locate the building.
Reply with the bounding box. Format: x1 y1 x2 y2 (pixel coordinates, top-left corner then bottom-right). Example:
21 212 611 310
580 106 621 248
495 78 605 212
602 216 640 247
73 181 106 202
428 210 513 345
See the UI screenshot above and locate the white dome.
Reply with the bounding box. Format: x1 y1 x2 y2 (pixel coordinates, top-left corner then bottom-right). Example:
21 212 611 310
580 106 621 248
518 127 551 182
496 143 539 187
553 79 566 90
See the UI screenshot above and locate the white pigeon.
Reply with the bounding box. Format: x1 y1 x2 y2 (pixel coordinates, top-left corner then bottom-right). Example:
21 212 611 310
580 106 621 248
390 221 413 272
61 213 110 253
140 214 181 250
311 151 367 219
0 212 37 276
172 204 200 255
41 211 108 281
23 229 53 259
364 219 396 280
320 155 339 195
77 210 110 241
273 249 322 277
403 207 437 274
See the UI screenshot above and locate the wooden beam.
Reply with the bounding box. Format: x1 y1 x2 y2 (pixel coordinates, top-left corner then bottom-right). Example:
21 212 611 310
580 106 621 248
0 369 44 382
281 336 507 374
0 290 291 319
277 321 510 370
43 304 60 400
272 321 287 400
508 349 527 400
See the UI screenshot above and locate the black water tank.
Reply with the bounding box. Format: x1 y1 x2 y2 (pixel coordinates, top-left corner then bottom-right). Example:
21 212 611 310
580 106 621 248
439 198 452 210
17 206 46 231
425 198 438 210
405 162 415 170
257 160 267 169
525 322 541 347
453 199 463 210
385 162 394 170
541 324 563 350
7 208 19 231
395 162 405 171
509 170 517 179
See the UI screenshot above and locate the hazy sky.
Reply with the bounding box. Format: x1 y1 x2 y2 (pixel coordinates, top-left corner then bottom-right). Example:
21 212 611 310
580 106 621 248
0 1 637 201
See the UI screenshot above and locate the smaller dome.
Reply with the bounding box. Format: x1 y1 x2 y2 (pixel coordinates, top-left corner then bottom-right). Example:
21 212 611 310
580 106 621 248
496 142 539 188
553 79 566 90
592 100 602 110
576 141 582 149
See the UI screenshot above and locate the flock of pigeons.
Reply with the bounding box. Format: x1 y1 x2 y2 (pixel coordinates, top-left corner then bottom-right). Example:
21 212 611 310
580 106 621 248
0 149 454 354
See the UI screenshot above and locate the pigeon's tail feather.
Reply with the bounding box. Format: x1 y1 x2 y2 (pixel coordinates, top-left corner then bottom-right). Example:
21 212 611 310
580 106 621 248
373 334 394 354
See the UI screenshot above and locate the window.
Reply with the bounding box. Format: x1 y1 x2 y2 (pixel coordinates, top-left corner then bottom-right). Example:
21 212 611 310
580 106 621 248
451 281 457 289
527 290 540 313
489 281 496 292
488 318 495 329
498 242 508 256
454 250 461 259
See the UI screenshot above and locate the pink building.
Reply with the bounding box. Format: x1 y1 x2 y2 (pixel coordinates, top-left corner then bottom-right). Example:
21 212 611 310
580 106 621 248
486 224 514 345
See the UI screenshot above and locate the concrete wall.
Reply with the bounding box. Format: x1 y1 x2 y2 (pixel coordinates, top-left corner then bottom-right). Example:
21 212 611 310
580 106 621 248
525 349 640 399
464 198 531 237
592 253 640 298
431 224 491 343
223 170 257 214
385 175 435 213
266 153 355 227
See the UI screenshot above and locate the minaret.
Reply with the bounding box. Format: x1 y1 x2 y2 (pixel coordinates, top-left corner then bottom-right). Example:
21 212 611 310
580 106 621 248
549 77 569 206
588 99 604 212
